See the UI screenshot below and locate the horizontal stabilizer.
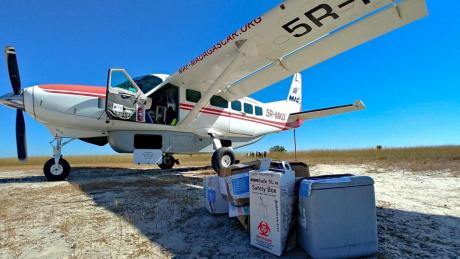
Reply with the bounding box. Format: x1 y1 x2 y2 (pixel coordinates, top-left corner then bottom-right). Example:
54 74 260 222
288 100 365 122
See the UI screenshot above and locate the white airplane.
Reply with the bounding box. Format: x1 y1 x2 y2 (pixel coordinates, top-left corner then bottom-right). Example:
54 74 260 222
1 0 427 180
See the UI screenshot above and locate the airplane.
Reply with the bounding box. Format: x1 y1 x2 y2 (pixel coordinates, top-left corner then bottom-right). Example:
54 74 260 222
0 0 427 181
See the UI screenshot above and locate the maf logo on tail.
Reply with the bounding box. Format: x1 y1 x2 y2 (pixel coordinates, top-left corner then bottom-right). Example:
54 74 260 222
289 88 301 103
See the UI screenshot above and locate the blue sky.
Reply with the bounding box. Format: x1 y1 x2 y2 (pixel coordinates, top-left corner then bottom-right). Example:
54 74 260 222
0 0 459 157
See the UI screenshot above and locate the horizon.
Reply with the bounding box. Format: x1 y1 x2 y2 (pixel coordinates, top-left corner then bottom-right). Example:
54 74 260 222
0 145 458 159
1 1 459 157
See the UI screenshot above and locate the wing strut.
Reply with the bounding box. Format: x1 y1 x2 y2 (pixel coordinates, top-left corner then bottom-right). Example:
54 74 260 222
178 41 249 128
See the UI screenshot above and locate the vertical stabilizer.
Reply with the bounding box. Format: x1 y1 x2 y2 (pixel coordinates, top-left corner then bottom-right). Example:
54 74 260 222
286 73 302 113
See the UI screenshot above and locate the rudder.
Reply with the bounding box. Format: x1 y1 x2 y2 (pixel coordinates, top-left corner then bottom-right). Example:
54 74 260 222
286 73 302 113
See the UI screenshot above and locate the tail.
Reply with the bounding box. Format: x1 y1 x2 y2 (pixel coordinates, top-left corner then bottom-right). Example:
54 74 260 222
286 73 302 113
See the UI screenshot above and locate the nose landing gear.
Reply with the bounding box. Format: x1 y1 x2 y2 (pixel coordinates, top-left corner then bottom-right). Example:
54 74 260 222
44 157 70 181
43 137 74 181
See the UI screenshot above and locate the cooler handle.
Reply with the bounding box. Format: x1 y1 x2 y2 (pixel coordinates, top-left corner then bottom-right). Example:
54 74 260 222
281 161 292 172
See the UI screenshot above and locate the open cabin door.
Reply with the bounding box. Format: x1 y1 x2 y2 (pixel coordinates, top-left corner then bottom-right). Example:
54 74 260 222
106 68 148 122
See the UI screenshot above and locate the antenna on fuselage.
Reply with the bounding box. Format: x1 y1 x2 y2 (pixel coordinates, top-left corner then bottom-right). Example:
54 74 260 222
293 129 297 161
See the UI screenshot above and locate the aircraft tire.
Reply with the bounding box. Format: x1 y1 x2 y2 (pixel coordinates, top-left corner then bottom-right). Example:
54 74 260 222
43 157 71 181
159 154 175 170
211 147 235 172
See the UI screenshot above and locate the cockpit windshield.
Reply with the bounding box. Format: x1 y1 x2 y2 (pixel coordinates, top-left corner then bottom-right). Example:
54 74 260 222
133 75 163 94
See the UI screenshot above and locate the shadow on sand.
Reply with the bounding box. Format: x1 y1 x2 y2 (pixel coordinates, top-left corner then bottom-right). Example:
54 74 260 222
2 166 459 258
67 167 459 258
67 166 289 258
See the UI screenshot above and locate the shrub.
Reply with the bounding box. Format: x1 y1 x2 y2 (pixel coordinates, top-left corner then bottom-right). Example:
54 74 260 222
269 145 287 153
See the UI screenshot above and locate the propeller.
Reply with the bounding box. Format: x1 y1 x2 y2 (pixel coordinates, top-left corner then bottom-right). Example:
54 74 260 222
4 46 27 160
6 47 21 95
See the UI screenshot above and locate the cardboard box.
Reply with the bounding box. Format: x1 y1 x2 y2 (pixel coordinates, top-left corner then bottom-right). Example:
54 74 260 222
227 173 250 199
290 162 309 178
203 176 228 214
228 203 249 217
237 215 250 231
271 161 309 178
218 162 259 177
218 162 259 206
219 176 228 196
227 196 249 207
250 162 296 256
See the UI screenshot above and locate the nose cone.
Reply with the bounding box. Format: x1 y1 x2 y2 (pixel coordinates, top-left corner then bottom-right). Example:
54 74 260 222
0 91 24 110
22 86 35 115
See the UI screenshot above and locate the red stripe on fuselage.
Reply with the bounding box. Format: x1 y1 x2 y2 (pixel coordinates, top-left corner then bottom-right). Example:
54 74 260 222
179 103 302 130
180 105 290 130
181 103 288 126
39 84 106 98
36 85 302 130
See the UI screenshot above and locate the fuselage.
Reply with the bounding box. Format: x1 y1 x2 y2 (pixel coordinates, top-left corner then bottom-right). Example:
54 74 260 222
18 74 301 154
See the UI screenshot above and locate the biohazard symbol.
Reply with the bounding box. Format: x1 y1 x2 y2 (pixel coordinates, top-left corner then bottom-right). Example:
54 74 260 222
258 221 271 237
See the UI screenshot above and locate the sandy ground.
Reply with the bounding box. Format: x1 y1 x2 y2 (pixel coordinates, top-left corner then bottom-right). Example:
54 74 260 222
0 164 459 258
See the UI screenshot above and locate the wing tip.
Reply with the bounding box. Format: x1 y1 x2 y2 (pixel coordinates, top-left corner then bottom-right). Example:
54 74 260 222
354 100 366 109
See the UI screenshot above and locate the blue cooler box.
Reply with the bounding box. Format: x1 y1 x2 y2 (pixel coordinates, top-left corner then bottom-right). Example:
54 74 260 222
297 175 377 258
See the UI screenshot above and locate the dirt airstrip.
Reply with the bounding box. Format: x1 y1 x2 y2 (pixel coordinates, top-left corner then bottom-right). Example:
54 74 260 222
0 164 459 258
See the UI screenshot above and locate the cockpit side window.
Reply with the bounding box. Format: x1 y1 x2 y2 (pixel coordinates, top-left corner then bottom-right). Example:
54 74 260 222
110 71 138 93
133 75 163 94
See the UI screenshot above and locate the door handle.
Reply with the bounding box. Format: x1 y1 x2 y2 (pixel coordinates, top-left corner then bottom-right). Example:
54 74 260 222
120 93 132 99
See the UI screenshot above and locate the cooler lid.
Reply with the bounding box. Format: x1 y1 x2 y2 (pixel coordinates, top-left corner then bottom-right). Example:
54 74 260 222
302 175 374 191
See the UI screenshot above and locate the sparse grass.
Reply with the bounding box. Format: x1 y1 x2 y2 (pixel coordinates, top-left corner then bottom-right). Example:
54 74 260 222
0 150 458 258
59 218 72 237
0 154 212 169
269 145 460 173
0 146 458 172
0 155 134 169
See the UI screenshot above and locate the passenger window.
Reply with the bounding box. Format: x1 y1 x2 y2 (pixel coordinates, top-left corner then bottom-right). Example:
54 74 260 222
244 103 253 114
255 106 263 116
210 96 228 108
231 101 242 111
186 89 201 103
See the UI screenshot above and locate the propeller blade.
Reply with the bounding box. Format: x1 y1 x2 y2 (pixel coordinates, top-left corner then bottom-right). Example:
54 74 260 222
5 46 21 95
16 110 27 161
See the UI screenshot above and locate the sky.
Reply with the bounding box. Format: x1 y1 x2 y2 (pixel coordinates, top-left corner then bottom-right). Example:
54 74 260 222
0 0 459 157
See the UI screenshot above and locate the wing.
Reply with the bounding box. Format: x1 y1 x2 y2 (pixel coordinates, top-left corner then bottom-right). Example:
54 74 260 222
166 0 427 126
288 100 365 122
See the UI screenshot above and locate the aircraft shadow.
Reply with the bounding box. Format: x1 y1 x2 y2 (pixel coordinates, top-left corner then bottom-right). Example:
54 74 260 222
64 167 460 258
2 167 457 257
0 165 212 184
66 166 285 258
0 175 47 184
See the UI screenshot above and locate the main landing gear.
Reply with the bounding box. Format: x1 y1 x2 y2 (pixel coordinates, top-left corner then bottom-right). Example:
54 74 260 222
211 147 235 172
43 137 74 181
159 154 179 170
210 135 235 172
